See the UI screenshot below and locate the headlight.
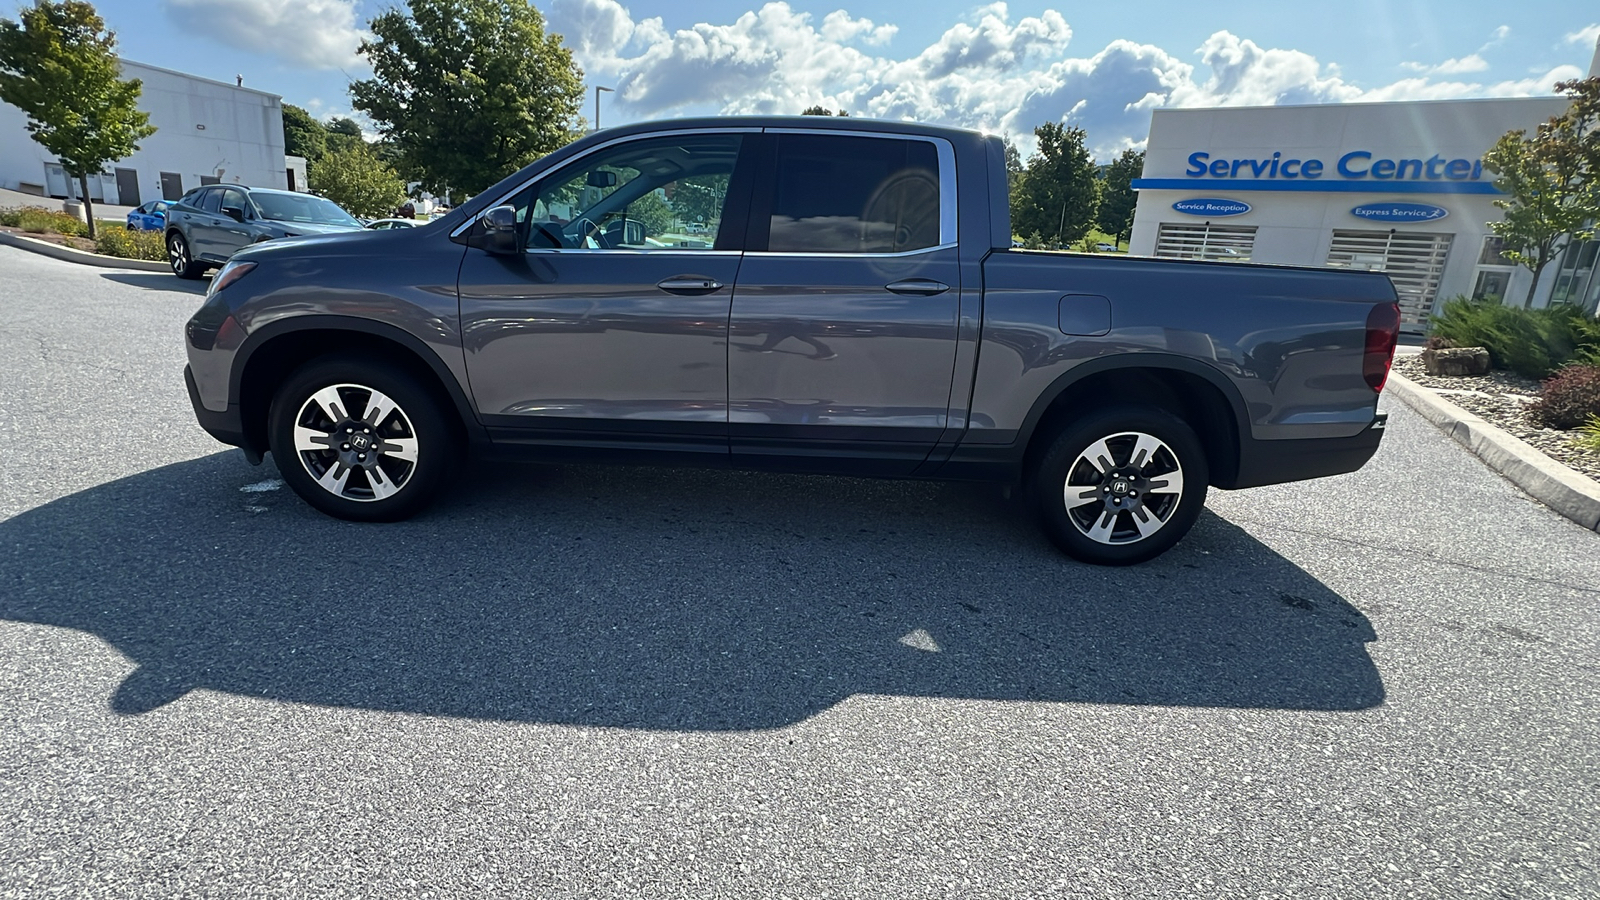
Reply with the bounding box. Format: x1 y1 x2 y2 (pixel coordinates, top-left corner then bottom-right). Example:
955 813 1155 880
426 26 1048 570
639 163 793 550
207 260 257 298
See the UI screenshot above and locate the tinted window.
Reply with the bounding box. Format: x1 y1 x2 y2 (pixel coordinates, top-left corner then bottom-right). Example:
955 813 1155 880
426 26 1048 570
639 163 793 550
519 133 743 251
178 189 204 208
768 135 940 254
198 189 222 214
219 189 247 212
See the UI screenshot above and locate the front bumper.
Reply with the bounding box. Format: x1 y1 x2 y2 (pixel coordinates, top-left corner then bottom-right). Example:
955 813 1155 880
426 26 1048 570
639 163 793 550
185 364 261 463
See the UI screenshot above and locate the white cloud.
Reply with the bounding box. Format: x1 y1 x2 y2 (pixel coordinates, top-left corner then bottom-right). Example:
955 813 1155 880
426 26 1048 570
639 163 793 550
163 0 369 71
1566 24 1600 47
1402 54 1490 75
544 1 1580 160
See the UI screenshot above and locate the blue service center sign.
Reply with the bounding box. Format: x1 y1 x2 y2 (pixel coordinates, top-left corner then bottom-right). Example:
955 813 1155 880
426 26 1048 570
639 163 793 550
1172 198 1251 217
1350 202 1449 222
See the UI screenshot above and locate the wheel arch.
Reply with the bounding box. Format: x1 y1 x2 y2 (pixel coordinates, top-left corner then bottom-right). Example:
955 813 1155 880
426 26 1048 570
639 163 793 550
233 316 485 459
1017 355 1247 489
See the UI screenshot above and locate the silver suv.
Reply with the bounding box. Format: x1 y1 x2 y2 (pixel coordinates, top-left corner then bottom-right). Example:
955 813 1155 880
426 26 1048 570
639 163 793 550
164 186 363 278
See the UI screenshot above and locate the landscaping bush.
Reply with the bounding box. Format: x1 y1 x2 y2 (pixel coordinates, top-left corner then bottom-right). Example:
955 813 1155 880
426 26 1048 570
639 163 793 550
12 206 88 237
0 207 22 227
94 225 165 261
1527 365 1600 429
1577 415 1600 454
1429 297 1600 378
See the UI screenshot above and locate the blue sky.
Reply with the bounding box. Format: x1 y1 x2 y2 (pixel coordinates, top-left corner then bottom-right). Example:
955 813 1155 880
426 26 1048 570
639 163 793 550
75 0 1600 158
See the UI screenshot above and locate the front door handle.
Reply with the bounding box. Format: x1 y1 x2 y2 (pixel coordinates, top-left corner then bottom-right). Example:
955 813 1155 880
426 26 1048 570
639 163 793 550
657 276 724 295
885 279 950 296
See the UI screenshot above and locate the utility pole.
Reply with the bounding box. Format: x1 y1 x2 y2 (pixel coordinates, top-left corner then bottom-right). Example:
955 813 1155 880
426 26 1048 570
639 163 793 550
594 85 614 130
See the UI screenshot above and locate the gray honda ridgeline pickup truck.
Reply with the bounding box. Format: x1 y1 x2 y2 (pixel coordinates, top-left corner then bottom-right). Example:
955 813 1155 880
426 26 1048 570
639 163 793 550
184 116 1399 565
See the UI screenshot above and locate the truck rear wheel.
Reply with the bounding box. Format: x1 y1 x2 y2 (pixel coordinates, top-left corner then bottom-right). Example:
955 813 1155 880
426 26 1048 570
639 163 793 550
1032 406 1209 565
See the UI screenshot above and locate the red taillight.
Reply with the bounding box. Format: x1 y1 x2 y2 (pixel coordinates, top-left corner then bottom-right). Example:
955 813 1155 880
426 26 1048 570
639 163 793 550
1363 302 1400 392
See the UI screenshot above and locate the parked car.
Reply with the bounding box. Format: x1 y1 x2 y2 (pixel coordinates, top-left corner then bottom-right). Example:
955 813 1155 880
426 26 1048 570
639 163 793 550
182 117 1399 565
1095 242 1118 252
365 218 419 230
164 186 363 278
126 200 170 231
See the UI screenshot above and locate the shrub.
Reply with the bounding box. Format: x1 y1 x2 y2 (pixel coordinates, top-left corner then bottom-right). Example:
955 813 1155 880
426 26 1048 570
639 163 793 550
1576 415 1600 454
13 206 88 237
94 225 166 261
1528 365 1600 429
1429 297 1600 378
0 207 22 227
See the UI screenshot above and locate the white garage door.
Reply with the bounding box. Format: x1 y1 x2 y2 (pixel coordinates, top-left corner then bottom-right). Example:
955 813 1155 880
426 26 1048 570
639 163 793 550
1325 230 1453 331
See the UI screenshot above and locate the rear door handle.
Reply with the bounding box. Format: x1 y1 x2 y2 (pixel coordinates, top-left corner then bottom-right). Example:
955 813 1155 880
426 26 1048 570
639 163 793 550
885 279 950 296
657 276 724 295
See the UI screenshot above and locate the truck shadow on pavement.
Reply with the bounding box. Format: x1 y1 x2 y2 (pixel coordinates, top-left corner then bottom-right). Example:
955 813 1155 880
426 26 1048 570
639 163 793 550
0 453 1384 729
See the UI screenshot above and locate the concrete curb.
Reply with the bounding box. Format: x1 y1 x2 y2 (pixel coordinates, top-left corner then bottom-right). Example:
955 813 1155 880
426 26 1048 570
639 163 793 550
0 230 169 272
1385 371 1600 531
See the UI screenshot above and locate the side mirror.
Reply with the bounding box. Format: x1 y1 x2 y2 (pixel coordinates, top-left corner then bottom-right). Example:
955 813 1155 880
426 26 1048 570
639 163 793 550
222 205 245 222
481 205 520 255
586 170 617 189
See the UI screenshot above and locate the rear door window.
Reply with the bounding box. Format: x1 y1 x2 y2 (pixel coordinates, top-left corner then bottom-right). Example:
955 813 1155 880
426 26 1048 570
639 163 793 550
198 189 222 214
766 134 941 254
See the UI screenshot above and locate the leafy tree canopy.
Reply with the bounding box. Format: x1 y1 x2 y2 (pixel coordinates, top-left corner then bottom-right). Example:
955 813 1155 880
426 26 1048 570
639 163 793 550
1096 148 1143 248
1485 76 1600 306
0 0 154 238
1012 121 1099 248
308 142 408 219
351 0 586 197
800 105 849 116
282 103 327 161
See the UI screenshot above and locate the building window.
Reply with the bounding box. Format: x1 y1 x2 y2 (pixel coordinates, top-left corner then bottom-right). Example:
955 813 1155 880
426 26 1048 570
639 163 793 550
1477 235 1515 265
1326 229 1454 330
1154 222 1256 261
1472 269 1511 303
1550 239 1598 308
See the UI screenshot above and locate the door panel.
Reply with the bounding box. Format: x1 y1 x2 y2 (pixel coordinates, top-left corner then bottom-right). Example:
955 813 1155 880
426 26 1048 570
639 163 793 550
460 252 741 441
114 168 139 207
729 250 961 473
456 130 751 459
727 131 961 475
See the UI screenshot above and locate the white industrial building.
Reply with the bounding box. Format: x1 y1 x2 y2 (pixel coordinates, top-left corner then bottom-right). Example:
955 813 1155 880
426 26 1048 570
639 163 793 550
0 59 289 208
1129 42 1600 330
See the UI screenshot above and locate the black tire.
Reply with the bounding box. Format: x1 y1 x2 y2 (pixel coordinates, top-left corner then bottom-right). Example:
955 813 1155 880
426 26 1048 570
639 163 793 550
167 231 204 279
1032 406 1209 565
267 356 455 522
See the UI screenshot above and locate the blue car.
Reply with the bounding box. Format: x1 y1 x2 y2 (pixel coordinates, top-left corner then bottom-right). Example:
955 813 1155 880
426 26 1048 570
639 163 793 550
127 200 170 231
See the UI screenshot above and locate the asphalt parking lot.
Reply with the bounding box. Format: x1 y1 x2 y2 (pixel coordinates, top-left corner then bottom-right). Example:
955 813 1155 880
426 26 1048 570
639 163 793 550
1 245 1596 898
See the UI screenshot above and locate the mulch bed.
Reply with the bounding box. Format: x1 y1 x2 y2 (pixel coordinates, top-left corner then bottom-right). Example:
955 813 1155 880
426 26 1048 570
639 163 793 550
1392 354 1600 482
0 224 96 253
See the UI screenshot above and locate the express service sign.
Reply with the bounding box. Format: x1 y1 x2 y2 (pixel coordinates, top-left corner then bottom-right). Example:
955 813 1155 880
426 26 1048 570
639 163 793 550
1172 198 1251 217
1349 202 1449 222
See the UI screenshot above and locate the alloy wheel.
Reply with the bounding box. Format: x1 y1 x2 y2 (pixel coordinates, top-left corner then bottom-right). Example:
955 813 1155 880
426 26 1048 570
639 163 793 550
1062 431 1185 545
292 383 420 502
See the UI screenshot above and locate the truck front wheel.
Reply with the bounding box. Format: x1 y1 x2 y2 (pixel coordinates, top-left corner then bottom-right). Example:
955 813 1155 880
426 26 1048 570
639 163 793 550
1032 406 1209 565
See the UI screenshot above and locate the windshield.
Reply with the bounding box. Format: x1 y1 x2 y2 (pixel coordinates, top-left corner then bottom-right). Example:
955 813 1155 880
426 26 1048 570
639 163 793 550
252 193 360 227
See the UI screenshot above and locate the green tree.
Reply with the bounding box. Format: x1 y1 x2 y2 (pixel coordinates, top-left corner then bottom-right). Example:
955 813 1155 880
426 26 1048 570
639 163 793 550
800 105 849 116
667 173 729 227
351 0 586 198
625 189 675 238
282 103 328 161
309 142 408 219
1096 149 1143 249
0 0 154 238
1012 121 1099 248
1485 76 1600 307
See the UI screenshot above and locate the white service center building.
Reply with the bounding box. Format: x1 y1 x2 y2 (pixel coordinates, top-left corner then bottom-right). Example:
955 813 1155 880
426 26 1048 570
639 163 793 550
0 59 288 208
1128 96 1591 330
